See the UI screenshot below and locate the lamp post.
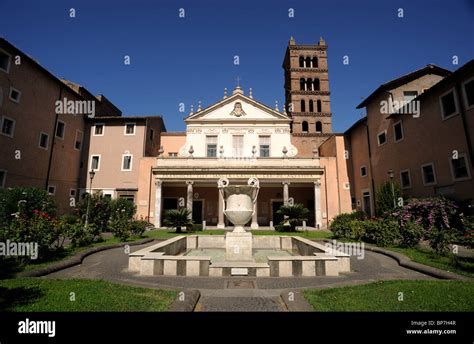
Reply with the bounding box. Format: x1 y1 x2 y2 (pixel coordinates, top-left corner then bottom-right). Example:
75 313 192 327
84 169 96 229
388 169 396 208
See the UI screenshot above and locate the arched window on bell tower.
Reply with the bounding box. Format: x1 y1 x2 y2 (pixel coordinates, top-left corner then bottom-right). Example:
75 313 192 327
305 57 311 68
299 56 304 67
317 99 322 112
300 78 306 91
306 78 313 91
316 121 322 133
302 121 309 133
312 57 318 68
301 100 306 112
313 78 320 91
309 100 314 112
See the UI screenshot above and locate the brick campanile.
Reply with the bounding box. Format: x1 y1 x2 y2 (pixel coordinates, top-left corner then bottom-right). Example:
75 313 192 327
283 37 333 152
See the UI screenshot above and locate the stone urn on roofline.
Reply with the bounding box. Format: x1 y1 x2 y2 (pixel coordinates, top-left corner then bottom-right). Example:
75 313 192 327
218 177 260 261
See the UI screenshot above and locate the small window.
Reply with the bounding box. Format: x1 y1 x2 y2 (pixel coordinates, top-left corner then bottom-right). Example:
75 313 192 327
55 120 65 139
206 136 217 157
462 78 474 109
149 128 154 141
393 121 403 142
124 123 135 135
450 154 471 181
302 121 309 133
1 116 15 137
421 163 436 186
94 124 104 136
168 152 178 157
400 170 411 189
9 87 21 103
300 99 306 112
299 56 304 68
403 91 418 103
69 189 77 198
122 154 133 171
38 132 49 150
259 136 270 157
360 166 367 177
316 121 322 133
0 49 11 73
0 170 6 188
440 89 458 119
47 185 56 196
377 131 387 145
90 155 100 171
74 130 83 150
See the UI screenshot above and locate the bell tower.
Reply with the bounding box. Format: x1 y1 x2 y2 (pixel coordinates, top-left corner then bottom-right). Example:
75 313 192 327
283 37 332 153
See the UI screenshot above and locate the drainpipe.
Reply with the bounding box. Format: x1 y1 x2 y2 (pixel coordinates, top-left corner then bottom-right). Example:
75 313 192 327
45 87 62 190
365 121 377 216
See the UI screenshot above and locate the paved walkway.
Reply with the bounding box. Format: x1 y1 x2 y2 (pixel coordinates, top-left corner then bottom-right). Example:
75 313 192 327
45 240 434 311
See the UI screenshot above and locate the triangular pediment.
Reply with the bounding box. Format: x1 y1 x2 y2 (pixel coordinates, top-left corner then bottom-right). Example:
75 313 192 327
185 93 291 123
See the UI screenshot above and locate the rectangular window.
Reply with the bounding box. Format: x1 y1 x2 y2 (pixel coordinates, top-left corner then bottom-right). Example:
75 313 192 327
1 116 15 137
124 123 135 135
463 78 474 109
94 123 104 136
377 130 387 146
0 170 6 188
360 166 367 177
232 135 244 157
393 121 404 142
0 49 11 73
90 155 100 171
69 189 77 198
149 128 154 141
403 91 418 103
55 120 65 139
9 87 21 103
168 152 178 157
259 136 270 157
122 154 133 171
450 154 471 181
38 132 49 150
421 163 436 186
75 130 83 150
47 185 56 196
400 170 411 189
206 136 217 157
440 89 458 119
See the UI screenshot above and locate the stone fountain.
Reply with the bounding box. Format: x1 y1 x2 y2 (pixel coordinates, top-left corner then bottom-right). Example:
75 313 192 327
218 177 259 261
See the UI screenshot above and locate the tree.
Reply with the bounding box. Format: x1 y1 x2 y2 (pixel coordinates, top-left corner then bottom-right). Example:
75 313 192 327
376 181 403 217
276 203 309 232
163 209 193 233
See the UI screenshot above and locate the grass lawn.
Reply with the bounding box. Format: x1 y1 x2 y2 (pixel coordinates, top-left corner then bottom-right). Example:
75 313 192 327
144 229 333 239
303 280 474 311
384 246 474 278
0 278 177 312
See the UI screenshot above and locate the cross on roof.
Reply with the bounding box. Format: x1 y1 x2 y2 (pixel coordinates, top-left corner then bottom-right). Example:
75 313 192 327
236 76 241 88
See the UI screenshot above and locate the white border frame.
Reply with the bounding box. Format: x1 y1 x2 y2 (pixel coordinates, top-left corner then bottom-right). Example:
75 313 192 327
93 123 105 136
1 116 15 138
377 129 387 146
121 154 133 171
0 169 6 188
449 153 472 182
360 165 367 177
439 87 460 121
399 169 412 189
124 123 136 136
69 188 77 197
420 162 437 186
90 154 101 171
47 185 56 196
0 49 12 73
393 120 404 143
55 119 66 140
461 77 474 111
74 130 83 151
8 86 21 103
38 132 49 150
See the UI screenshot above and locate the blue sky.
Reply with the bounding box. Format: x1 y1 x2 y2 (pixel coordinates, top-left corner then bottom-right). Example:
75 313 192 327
1 0 473 132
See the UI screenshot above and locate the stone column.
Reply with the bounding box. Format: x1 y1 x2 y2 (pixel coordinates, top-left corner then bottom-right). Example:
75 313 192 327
154 180 162 228
283 181 290 205
251 202 258 229
217 189 225 228
186 181 193 220
314 180 322 229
